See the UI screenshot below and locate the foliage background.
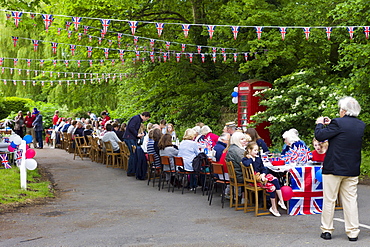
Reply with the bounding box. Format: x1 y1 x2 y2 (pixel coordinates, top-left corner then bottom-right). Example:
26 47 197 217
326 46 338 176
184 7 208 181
0 0 369 155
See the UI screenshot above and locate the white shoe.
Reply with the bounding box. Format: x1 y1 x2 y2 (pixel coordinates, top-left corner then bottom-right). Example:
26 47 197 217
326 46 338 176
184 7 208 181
278 201 287 210
269 207 281 217
241 198 245 204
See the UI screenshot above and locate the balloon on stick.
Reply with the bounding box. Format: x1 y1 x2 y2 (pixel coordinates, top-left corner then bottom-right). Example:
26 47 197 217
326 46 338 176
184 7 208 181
10 142 18 148
316 168 323 182
12 135 22 145
7 145 15 152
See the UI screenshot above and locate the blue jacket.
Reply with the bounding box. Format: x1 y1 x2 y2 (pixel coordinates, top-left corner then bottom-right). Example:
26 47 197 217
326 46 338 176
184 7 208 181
123 115 142 140
32 114 43 132
213 141 227 162
315 116 365 176
242 156 269 174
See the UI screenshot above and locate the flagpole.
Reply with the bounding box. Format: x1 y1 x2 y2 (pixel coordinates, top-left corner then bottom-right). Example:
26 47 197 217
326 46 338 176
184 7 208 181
20 140 27 190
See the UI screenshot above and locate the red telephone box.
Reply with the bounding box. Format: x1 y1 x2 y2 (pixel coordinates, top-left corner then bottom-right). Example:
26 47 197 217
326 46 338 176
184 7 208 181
237 79 272 146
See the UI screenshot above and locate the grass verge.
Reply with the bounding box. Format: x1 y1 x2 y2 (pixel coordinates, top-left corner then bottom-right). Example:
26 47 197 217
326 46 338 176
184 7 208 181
0 167 54 212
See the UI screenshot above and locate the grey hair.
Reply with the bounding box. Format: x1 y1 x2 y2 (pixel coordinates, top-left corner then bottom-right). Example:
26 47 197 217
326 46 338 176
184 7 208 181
338 96 361 117
218 133 230 142
282 129 300 145
200 125 212 135
192 126 201 134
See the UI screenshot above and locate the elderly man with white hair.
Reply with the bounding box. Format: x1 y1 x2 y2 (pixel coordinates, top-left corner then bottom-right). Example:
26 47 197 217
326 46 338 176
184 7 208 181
315 96 365 242
281 128 307 155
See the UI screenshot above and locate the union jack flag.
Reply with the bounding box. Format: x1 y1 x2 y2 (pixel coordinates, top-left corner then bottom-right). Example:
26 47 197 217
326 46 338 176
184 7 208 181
18 69 21 75
13 79 16 85
363 26 370 39
128 21 138 35
165 41 170 50
65 21 71 30
117 33 123 42
118 50 125 60
111 59 115 66
197 46 202 54
26 69 30 75
212 53 216 63
78 33 82 41
163 52 167 62
70 44 76 56
244 53 248 61
1 153 11 169
22 80 26 86
77 60 81 67
280 27 287 40
255 26 263 40
89 35 92 42
10 68 13 74
68 30 72 38
64 60 69 67
14 58 18 67
29 13 36 19
6 13 11 20
133 36 138 45
32 40 39 51
89 60 93 67
3 79 6 85
233 53 238 62
100 29 106 39
201 53 205 63
53 60 57 67
182 24 191 38
207 25 216 39
98 37 102 45
0 58 3 66
108 40 112 46
221 48 226 54
100 19 111 34
176 53 181 62
42 14 53 32
150 52 155 62
347 26 355 39
32 80 36 86
181 44 186 52
40 60 44 67
231 26 240 40
150 39 155 49
71 17 82 31
49 42 58 55
104 48 110 59
223 53 227 62
50 81 53 86
25 59 32 67
84 26 89 35
11 11 23 28
12 36 18 47
100 59 104 66
156 23 165 37
135 51 140 60
303 27 311 40
188 53 193 63
117 41 121 48
34 70 38 76
325 27 332 40
57 28 61 35
289 166 323 215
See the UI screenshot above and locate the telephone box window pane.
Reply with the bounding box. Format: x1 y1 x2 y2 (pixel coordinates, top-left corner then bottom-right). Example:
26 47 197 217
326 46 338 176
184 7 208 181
240 95 247 101
241 114 247 119
241 101 247 107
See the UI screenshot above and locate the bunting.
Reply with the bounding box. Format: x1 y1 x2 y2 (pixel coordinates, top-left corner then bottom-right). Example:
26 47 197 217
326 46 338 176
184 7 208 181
129 21 138 35
41 14 53 32
0 153 11 169
104 48 110 59
364 26 370 39
100 19 111 34
231 26 240 40
65 21 71 30
347 26 355 39
12 36 18 47
32 39 39 51
325 27 332 40
303 27 311 40
207 25 216 39
156 23 165 37
280 27 287 40
71 17 82 31
255 26 263 40
201 53 205 63
11 11 23 28
182 24 191 38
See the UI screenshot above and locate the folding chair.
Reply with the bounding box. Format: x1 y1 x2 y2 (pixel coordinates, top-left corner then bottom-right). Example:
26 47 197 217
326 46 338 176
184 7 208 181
174 156 197 194
158 156 176 192
104 141 120 168
209 163 230 208
226 161 245 210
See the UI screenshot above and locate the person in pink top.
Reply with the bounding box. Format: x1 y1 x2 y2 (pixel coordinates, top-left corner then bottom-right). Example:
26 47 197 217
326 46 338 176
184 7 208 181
200 125 219 148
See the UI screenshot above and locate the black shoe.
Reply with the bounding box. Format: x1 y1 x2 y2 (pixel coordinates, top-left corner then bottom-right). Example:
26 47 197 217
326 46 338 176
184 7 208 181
348 236 358 242
320 232 332 240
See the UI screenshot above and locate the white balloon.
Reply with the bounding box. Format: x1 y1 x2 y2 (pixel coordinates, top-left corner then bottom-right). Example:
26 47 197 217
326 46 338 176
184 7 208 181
232 97 238 104
234 87 238 92
25 158 37 170
8 134 16 142
12 135 22 145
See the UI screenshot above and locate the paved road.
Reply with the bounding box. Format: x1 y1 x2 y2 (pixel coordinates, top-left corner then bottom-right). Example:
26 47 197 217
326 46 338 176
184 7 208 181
0 147 369 246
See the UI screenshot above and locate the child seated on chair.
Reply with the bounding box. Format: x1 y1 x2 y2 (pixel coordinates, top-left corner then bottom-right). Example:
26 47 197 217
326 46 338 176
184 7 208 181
242 142 287 217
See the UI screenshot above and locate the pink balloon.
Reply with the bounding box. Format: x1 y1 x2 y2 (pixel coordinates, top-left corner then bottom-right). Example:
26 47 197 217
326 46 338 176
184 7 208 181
25 149 36 159
26 145 30 150
7 145 15 152
281 186 294 201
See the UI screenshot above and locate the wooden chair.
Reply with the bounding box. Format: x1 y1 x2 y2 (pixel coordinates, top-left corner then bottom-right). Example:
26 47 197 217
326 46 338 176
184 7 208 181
225 161 245 210
174 156 197 194
73 136 91 160
104 141 120 168
118 141 129 170
241 164 270 216
158 156 176 192
66 133 74 153
209 163 230 208
147 153 161 187
199 158 212 196
87 135 95 161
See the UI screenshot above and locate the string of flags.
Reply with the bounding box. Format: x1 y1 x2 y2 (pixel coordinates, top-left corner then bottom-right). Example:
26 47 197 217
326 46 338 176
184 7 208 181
3 9 370 41
0 76 126 86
